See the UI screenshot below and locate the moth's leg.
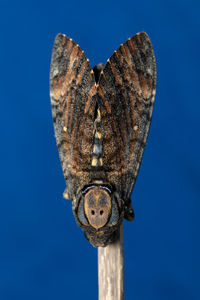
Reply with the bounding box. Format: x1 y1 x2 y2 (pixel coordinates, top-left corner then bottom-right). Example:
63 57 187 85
124 199 135 221
63 187 71 200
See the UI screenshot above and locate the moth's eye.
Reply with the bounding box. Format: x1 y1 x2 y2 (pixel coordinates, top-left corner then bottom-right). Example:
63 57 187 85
84 187 111 229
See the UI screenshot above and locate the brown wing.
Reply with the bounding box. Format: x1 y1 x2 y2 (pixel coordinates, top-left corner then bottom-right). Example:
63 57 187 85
50 34 96 198
97 32 156 201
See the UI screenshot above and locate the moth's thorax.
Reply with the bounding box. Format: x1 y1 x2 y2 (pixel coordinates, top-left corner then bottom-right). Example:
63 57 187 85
75 184 123 246
84 186 111 229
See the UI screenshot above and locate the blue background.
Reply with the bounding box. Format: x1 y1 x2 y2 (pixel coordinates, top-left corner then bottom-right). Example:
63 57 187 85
0 0 199 299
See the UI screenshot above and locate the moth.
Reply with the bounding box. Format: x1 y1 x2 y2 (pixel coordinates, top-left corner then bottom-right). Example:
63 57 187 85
50 32 156 247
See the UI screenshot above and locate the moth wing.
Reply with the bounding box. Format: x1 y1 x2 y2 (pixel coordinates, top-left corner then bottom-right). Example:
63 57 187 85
97 32 156 201
50 34 96 197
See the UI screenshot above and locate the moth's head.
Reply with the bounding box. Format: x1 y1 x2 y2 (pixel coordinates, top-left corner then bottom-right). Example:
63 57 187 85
74 185 123 247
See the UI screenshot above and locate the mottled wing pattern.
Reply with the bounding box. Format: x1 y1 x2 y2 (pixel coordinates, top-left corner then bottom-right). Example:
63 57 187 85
97 32 156 201
50 34 96 197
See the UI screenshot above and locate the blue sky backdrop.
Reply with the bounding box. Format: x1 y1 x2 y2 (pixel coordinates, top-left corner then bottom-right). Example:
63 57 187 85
0 0 200 299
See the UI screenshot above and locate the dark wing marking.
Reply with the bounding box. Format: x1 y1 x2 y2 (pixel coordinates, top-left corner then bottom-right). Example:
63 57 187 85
50 34 96 197
97 32 156 201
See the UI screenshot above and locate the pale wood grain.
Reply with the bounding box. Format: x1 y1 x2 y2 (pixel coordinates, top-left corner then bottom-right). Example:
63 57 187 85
98 225 124 300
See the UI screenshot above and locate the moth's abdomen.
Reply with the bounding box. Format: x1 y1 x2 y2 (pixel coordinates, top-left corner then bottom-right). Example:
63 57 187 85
91 106 103 168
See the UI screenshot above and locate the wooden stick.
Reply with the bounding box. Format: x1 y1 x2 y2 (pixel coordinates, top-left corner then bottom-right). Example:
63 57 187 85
98 225 124 300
